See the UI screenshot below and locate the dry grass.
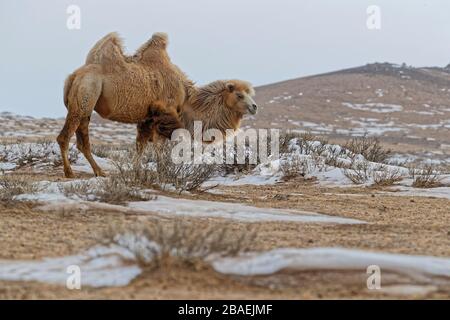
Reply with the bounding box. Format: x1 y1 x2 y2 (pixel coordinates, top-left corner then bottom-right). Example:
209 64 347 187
0 174 41 202
278 131 304 154
342 159 371 184
409 164 444 188
0 140 78 168
372 166 403 186
91 143 133 159
115 142 218 193
60 176 152 205
345 135 391 163
280 154 311 180
102 219 258 269
152 142 217 193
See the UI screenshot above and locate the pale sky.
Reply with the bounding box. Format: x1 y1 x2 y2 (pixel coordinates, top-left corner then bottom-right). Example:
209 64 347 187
1 0 449 117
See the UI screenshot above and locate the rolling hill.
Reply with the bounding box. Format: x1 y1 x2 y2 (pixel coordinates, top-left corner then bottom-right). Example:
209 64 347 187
249 62 450 162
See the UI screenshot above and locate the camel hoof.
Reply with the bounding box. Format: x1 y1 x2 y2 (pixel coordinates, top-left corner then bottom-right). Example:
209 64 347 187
64 172 76 179
95 170 107 177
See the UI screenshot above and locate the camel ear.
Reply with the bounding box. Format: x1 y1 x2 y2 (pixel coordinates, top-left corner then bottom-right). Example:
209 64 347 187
226 83 235 93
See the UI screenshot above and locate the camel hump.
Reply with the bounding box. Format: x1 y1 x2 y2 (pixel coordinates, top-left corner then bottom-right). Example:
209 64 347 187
133 32 169 62
150 32 168 48
85 32 127 67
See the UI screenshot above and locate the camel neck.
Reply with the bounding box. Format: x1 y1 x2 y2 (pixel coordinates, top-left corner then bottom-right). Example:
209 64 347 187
182 88 242 136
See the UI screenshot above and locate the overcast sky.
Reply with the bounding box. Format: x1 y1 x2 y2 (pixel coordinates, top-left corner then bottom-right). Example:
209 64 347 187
1 0 449 117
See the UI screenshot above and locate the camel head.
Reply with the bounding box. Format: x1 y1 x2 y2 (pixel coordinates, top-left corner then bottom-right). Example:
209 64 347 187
224 80 258 115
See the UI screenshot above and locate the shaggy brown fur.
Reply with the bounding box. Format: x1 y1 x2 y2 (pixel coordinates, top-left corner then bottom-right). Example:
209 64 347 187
138 79 257 147
58 32 193 178
183 79 256 134
136 106 183 153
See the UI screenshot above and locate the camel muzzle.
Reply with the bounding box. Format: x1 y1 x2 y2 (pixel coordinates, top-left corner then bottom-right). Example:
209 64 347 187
248 104 258 115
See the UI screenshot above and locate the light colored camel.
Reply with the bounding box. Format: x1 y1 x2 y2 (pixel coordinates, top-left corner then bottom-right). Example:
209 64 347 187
58 32 192 178
58 33 258 178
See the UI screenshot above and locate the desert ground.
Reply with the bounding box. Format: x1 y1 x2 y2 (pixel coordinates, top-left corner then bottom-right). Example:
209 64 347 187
0 63 449 299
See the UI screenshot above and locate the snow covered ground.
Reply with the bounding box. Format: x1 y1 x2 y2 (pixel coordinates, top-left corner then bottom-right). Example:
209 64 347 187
16 180 364 224
0 239 448 289
0 245 140 287
128 196 365 224
212 247 450 281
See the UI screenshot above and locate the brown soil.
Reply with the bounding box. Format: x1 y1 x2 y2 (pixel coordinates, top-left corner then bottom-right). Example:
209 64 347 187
1 174 449 299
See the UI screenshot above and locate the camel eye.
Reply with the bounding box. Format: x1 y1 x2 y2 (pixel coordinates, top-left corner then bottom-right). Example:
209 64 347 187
236 93 244 99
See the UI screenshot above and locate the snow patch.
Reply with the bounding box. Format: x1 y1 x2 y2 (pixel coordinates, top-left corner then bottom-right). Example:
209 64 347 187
128 196 365 224
0 245 141 287
212 247 450 281
342 102 403 113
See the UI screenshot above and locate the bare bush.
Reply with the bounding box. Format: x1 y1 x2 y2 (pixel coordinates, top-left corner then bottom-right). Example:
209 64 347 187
0 140 78 168
91 144 114 158
297 133 321 155
345 134 391 163
411 164 443 188
323 145 349 168
91 143 133 159
406 162 419 180
102 219 258 269
0 174 41 202
111 142 217 194
278 131 304 154
110 148 157 188
280 154 311 180
154 143 217 193
342 159 371 184
220 137 259 175
60 176 151 205
372 166 403 186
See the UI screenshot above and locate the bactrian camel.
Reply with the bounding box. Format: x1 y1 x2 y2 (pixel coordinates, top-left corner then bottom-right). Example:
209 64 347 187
58 32 258 178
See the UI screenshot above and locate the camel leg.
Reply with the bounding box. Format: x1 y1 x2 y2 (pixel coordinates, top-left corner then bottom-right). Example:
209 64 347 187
136 120 154 155
57 73 102 178
76 117 106 177
57 114 81 178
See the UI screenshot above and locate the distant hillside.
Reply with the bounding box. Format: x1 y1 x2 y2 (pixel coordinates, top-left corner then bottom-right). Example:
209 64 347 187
248 63 450 159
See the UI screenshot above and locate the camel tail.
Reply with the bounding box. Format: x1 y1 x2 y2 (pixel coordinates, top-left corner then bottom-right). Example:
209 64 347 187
63 73 76 108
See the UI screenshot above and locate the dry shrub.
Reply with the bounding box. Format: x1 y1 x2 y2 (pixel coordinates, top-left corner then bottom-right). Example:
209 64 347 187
60 176 151 205
280 154 311 180
277 130 318 155
91 143 133 159
410 164 443 188
110 148 157 188
103 142 217 194
323 145 349 168
298 132 324 155
372 166 403 186
103 219 258 269
342 159 371 184
220 137 259 175
0 140 78 168
0 174 41 202
345 134 391 163
278 131 304 154
296 130 318 143
91 144 114 158
153 142 217 192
